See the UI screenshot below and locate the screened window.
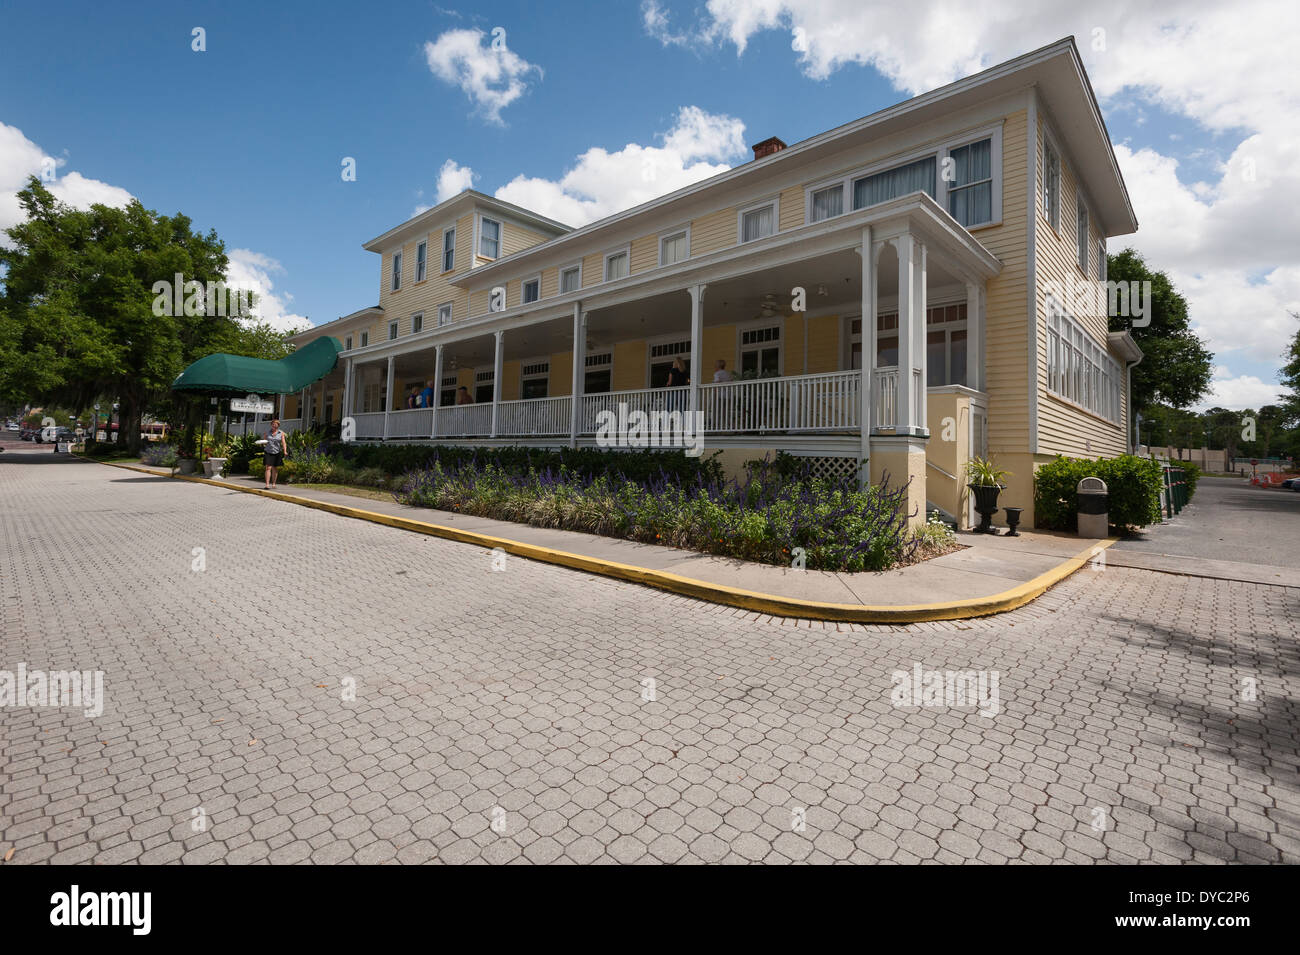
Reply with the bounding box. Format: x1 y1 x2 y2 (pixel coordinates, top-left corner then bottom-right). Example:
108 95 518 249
522 278 540 303
560 266 581 293
740 204 774 243
479 218 500 258
810 185 844 222
853 156 936 210
390 252 401 291
416 241 427 282
442 228 455 271
660 231 688 265
947 139 993 227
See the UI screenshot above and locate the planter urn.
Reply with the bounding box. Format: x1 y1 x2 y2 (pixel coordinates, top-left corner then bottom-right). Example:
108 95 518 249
968 483 1003 534
178 458 198 475
203 457 227 479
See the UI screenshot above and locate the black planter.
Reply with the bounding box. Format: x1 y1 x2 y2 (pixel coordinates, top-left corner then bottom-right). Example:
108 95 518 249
1003 506 1023 536
968 483 1003 534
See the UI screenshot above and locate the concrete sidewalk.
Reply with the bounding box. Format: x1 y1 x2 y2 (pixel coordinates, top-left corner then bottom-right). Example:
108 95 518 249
108 461 1112 620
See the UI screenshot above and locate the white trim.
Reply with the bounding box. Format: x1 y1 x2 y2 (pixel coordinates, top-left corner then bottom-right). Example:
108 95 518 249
388 319 399 341
1075 191 1090 274
602 245 631 283
437 302 453 327
939 124 1003 229
735 317 784 377
411 311 424 335
737 197 778 244
521 273 542 304
558 261 583 294
441 226 456 273
1027 86 1040 455
805 177 847 224
1041 122 1063 235
657 225 691 268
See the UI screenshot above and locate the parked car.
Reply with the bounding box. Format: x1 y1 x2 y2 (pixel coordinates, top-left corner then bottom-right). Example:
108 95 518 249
36 426 75 444
20 427 37 441
5 422 18 432
1281 477 1299 490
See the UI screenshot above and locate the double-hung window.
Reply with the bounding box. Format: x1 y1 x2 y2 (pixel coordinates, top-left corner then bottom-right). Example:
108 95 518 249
660 230 688 266
390 252 402 291
946 139 993 227
442 228 455 271
522 277 540 303
1043 140 1061 231
411 312 423 334
560 265 581 293
388 320 399 341
479 217 500 258
809 185 844 222
604 250 629 282
415 241 427 282
437 302 452 326
1076 197 1089 272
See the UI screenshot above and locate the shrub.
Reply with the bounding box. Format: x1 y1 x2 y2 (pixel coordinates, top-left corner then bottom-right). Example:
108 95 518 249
1034 454 1164 531
224 433 262 474
141 443 178 467
1177 461 1201 501
287 447 335 483
395 456 918 572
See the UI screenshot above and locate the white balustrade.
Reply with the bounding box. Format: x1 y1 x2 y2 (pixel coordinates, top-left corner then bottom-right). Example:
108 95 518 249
497 396 572 436
436 403 493 437
385 407 435 439
351 412 386 439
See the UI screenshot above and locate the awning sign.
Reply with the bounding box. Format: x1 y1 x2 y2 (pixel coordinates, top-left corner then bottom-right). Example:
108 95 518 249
231 394 274 414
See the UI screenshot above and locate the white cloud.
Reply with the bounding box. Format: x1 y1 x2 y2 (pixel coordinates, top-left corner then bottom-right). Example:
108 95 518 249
224 249 310 335
0 121 133 240
491 106 747 226
435 158 476 203
1199 367 1287 412
642 1 1299 400
423 28 542 125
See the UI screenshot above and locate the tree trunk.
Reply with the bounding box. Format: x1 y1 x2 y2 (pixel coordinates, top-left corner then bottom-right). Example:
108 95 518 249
119 395 143 456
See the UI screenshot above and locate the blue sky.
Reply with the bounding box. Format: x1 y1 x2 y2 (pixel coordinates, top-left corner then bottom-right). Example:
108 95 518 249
2 0 1296 410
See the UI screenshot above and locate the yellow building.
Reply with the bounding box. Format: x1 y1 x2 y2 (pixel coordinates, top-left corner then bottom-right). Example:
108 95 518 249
285 38 1140 529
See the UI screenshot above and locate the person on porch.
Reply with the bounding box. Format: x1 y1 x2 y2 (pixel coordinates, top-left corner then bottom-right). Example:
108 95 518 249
456 386 473 405
406 386 419 409
419 379 435 408
712 359 733 383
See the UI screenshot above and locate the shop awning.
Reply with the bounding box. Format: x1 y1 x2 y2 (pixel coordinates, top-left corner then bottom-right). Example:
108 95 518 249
171 336 342 396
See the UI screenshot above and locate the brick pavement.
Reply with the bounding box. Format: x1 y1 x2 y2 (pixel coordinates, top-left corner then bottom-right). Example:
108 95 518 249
2 455 1298 864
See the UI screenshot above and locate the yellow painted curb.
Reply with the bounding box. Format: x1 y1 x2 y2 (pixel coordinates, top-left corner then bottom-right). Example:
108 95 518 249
102 460 1118 623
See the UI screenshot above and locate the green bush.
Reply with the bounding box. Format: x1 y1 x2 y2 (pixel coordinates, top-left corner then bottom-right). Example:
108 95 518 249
224 433 262 474
1176 461 1201 501
1034 454 1164 531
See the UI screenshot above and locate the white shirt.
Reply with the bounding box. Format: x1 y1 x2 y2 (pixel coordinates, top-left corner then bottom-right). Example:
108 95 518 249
713 368 733 383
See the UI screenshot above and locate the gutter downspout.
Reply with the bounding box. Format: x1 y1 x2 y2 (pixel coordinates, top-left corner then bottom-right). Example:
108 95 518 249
1126 352 1142 454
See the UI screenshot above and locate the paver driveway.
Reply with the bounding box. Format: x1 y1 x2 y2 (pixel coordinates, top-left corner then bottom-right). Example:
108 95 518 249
2 454 1298 864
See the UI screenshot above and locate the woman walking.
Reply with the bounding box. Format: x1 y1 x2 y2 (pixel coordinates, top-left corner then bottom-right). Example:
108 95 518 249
263 419 287 489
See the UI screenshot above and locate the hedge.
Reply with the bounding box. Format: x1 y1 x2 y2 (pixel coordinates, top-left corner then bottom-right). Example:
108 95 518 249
1034 454 1165 531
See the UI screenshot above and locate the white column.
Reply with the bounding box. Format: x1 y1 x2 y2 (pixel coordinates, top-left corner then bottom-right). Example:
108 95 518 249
490 329 504 438
383 355 395 439
897 235 916 434
341 358 353 420
915 240 928 431
569 303 584 448
431 345 444 439
688 284 706 421
859 226 874 484
299 388 308 426
277 394 285 422
965 281 984 393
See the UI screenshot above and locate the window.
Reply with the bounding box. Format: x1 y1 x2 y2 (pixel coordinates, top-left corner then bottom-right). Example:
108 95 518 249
584 352 612 393
1046 297 1121 422
442 228 455 272
437 302 453 326
947 139 993 227
853 156 936 210
521 360 549 399
659 230 688 266
604 250 629 282
440 374 458 408
740 325 781 378
416 240 427 282
739 202 775 243
344 335 353 351
522 277 540 304
390 252 402 291
411 312 423 334
1097 241 1107 281
388 320 399 341
474 369 494 404
924 303 968 386
810 184 844 222
649 340 690 387
479 217 500 258
1076 197 1089 272
1043 139 1061 231
359 331 369 347
560 264 581 293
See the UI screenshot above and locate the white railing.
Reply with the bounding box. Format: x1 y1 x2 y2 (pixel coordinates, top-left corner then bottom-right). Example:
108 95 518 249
386 407 435 439
278 418 302 435
873 367 898 430
701 371 859 433
497 395 572 436
580 386 687 434
437 403 493 437
352 412 386 439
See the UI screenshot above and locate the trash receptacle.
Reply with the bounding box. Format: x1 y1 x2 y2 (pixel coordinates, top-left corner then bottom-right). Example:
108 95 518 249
1077 476 1108 538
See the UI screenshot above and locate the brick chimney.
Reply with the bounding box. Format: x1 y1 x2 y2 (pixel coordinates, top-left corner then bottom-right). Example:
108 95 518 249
751 137 787 161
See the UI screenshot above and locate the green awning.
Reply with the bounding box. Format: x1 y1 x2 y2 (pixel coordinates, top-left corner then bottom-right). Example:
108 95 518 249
171 336 342 396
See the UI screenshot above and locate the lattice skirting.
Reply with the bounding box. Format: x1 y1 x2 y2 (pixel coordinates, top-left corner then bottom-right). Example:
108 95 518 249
786 452 861 484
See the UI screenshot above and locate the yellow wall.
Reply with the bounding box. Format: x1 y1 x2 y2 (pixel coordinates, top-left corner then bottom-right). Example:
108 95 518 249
690 206 735 256
612 340 646 391
925 392 972 527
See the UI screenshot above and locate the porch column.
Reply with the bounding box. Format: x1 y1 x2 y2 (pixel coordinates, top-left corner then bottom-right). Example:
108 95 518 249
688 284 706 421
277 394 285 420
299 388 308 426
490 329 504 438
965 281 984 393
569 303 584 448
916 241 928 429
896 235 916 434
431 345 444 438
341 358 353 421
383 355 395 439
858 226 874 485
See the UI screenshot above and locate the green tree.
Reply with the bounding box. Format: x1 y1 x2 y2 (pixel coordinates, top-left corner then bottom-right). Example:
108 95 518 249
1279 312 1300 424
1107 249 1213 413
0 178 287 454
